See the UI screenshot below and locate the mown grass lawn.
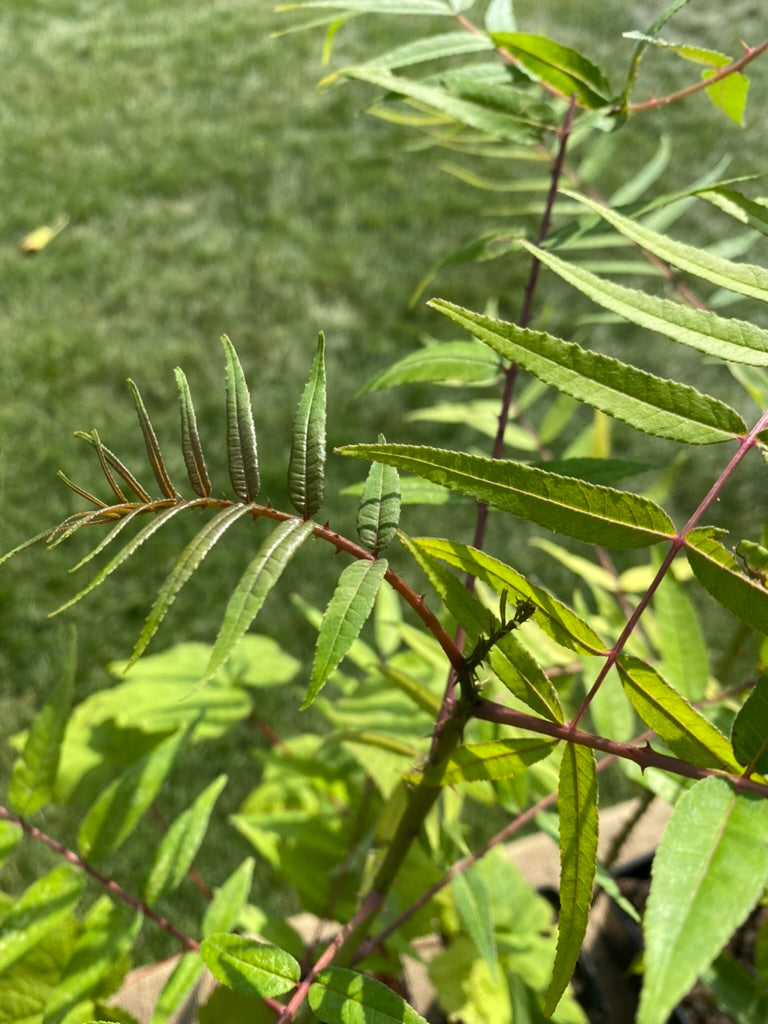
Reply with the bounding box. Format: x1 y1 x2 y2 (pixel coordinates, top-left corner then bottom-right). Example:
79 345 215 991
1 0 766 962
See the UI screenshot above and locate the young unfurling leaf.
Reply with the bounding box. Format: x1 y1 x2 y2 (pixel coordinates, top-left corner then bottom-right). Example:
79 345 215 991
288 332 327 518
222 334 260 502
126 379 179 499
175 367 212 498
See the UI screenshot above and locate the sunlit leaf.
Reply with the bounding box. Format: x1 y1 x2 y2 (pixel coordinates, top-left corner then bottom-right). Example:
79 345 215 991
202 858 255 937
150 952 205 1024
415 736 557 786
618 655 741 771
452 870 497 975
0 866 84 977
309 967 429 1024
126 379 178 499
700 187 768 238
545 743 597 1016
413 537 608 655
639 778 768 1024
79 721 194 861
144 775 228 905
201 934 299 999
203 518 315 683
302 558 388 709
492 32 613 107
429 298 746 444
288 332 327 518
363 341 500 391
8 630 76 816
222 335 260 502
356 437 401 554
338 443 676 548
174 368 211 498
685 526 768 636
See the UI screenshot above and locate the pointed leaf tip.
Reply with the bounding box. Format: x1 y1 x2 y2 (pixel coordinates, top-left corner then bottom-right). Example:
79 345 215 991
288 332 327 518
221 335 260 502
126 378 178 499
175 368 211 498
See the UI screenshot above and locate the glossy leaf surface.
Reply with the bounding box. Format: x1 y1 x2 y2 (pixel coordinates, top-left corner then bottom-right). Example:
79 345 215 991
309 967 429 1024
302 558 388 709
339 444 675 548
201 934 299 999
639 778 768 1024
417 737 557 786
492 32 612 107
288 332 327 519
430 298 746 443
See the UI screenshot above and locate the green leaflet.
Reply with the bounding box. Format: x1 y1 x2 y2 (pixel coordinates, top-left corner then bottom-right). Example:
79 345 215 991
0 822 22 871
74 430 152 502
150 952 205 1024
50 499 208 618
126 379 178 499
323 30 492 86
288 333 327 519
42 899 140 1024
524 240 768 365
452 870 497 976
309 967 429 1024
363 340 500 391
8 630 75 816
731 674 768 774
200 934 299 999
78 720 194 862
618 655 741 772
685 527 768 636
279 1 463 13
174 368 211 498
222 334 260 502
415 737 557 786
700 187 768 238
545 744 598 1016
652 559 709 701
399 533 564 721
342 66 538 143
413 536 607 655
202 858 255 938
129 504 255 668
0 865 84 978
356 438 401 554
202 518 315 684
338 443 675 548
638 778 768 1024
429 298 746 444
562 191 768 303
491 32 613 108
302 558 388 709
143 775 228 905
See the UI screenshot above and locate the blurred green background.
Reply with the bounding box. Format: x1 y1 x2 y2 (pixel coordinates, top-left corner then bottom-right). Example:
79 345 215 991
0 0 766 958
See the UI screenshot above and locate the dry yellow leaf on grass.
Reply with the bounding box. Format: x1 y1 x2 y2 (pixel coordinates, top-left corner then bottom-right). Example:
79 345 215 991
20 214 69 255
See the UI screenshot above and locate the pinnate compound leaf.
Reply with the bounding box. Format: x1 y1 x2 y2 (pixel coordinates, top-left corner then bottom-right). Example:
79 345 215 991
309 967 429 1024
79 720 194 862
302 558 388 709
364 340 500 391
545 744 598 1016
42 899 140 1024
174 368 211 498
414 537 608 655
638 777 768 1024
339 443 675 548
0 865 84 977
129 504 255 668
685 527 768 636
618 655 741 771
143 775 228 905
203 518 315 684
524 240 768 366
492 32 612 107
356 437 401 554
222 335 260 502
731 674 768 774
562 191 768 302
150 952 204 1024
49 499 207 617
8 630 75 816
429 299 746 444
201 934 299 999
288 332 327 518
126 379 178 499
202 858 255 938
416 737 557 786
